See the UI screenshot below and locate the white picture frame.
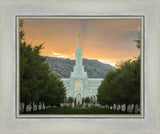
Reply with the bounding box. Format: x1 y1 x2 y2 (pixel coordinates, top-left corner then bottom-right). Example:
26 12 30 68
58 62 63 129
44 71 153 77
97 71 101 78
0 0 160 134
16 16 144 118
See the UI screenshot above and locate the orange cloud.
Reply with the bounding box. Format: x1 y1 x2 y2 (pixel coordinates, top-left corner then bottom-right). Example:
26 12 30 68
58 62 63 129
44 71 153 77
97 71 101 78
23 19 140 67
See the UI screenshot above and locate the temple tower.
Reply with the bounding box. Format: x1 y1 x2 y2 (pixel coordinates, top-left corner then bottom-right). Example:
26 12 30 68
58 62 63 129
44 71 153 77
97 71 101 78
70 33 88 104
61 33 103 106
70 33 88 77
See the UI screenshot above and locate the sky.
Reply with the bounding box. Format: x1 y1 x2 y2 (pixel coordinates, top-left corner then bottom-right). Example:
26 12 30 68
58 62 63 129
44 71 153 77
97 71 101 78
22 19 140 67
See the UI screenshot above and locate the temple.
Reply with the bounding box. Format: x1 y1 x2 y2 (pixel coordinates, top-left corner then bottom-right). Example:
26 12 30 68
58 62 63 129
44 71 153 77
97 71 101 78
61 33 103 104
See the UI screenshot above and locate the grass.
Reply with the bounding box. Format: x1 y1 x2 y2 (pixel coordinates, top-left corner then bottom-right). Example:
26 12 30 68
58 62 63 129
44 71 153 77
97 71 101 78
21 108 132 114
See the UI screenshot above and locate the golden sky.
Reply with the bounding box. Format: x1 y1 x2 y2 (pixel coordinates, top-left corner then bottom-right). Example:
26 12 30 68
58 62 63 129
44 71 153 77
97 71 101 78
23 19 140 66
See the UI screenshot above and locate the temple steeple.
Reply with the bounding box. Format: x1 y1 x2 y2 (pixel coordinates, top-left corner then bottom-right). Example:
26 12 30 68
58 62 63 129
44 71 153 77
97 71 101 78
78 32 81 49
70 33 87 77
76 32 82 66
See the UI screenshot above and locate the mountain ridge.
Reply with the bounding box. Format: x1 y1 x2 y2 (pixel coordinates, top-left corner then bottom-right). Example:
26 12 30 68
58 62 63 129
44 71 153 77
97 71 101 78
45 56 115 78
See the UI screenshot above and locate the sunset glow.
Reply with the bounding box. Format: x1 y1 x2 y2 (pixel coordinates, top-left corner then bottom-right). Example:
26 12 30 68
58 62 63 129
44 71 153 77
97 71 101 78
52 52 69 58
23 19 140 67
52 52 60 56
97 59 116 67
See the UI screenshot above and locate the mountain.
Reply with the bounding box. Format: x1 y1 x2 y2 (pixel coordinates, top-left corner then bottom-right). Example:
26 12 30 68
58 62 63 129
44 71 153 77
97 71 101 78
45 56 116 78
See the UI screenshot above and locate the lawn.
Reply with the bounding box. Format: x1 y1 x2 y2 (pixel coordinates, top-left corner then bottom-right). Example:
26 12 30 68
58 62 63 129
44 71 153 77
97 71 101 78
21 108 132 114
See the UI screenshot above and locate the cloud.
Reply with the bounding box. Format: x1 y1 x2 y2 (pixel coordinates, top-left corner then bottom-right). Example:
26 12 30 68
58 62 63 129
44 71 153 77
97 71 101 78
52 52 69 59
23 19 140 66
52 52 60 56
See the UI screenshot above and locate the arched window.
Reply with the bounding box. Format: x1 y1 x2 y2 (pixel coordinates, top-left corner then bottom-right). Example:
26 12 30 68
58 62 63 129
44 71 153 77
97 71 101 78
76 81 81 91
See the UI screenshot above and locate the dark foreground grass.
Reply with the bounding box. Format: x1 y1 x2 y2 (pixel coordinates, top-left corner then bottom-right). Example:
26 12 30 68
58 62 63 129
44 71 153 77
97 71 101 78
21 108 132 114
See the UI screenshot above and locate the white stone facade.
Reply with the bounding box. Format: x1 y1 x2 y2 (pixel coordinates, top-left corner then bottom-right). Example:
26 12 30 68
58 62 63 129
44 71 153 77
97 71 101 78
61 35 103 104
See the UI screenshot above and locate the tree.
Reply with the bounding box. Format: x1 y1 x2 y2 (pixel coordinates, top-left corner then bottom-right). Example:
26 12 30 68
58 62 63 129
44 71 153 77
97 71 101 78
85 97 90 103
130 57 140 113
20 20 32 113
55 77 66 106
97 40 140 113
44 73 66 107
115 61 137 112
97 70 118 107
68 97 73 103
82 97 84 105
20 20 66 113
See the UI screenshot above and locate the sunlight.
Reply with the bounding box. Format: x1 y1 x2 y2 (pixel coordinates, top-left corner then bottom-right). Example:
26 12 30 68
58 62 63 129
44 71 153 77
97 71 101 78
57 55 68 58
98 59 116 67
52 52 60 56
52 52 69 58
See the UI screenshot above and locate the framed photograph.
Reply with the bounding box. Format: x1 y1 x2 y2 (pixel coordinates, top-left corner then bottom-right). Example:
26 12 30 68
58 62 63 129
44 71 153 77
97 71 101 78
16 16 144 118
0 0 160 134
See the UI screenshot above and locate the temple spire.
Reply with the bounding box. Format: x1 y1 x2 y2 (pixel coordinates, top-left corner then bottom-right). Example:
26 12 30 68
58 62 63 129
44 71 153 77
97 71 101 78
70 32 87 78
78 32 80 49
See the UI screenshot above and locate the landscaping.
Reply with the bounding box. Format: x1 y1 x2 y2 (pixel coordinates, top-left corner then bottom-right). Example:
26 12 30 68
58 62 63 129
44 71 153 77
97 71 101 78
21 108 132 114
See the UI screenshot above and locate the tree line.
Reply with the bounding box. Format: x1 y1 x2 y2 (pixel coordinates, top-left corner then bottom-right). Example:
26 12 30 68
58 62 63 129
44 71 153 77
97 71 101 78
20 20 66 113
97 41 140 113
